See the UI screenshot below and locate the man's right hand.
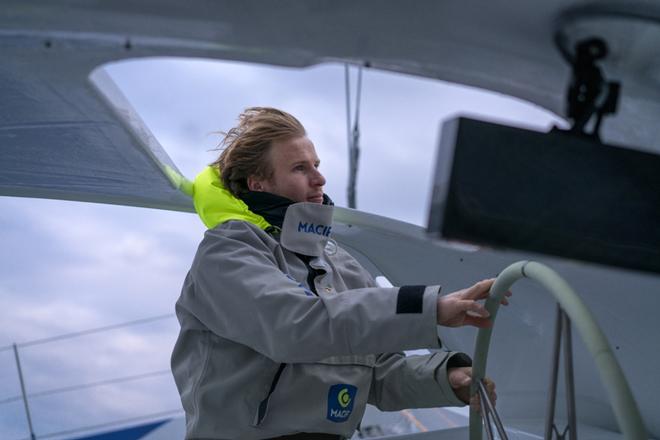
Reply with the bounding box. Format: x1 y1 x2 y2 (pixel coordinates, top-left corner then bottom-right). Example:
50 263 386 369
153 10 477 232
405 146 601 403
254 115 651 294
448 366 497 410
436 279 511 328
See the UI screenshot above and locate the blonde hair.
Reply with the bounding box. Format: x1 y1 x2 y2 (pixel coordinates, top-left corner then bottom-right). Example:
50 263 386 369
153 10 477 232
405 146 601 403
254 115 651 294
212 107 306 196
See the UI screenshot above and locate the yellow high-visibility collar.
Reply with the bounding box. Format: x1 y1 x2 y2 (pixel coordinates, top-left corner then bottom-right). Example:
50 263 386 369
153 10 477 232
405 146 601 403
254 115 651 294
193 166 271 230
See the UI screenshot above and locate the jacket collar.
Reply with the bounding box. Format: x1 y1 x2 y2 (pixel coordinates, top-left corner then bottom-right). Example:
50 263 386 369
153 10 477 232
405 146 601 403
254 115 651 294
192 166 334 239
240 191 334 230
279 201 334 256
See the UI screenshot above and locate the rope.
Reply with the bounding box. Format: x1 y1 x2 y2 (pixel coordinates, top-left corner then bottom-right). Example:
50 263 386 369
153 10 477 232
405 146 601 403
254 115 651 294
0 313 175 351
0 314 180 440
0 370 172 406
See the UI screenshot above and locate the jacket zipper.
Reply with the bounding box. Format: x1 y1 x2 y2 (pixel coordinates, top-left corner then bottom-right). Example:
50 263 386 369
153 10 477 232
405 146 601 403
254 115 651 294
254 363 288 426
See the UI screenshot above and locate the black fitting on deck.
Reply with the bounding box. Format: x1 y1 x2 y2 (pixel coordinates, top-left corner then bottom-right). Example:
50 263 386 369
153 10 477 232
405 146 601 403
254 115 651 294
565 38 620 139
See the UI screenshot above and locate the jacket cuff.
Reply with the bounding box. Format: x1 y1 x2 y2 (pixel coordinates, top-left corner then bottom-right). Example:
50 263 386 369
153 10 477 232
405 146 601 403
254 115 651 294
447 352 472 368
396 284 442 349
434 351 471 407
422 286 442 349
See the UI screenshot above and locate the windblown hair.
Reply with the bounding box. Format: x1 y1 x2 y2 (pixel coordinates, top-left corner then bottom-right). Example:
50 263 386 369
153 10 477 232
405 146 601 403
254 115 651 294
212 107 306 197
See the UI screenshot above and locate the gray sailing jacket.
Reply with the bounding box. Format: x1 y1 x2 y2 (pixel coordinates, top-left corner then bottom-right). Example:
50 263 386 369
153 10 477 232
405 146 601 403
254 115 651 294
172 200 468 439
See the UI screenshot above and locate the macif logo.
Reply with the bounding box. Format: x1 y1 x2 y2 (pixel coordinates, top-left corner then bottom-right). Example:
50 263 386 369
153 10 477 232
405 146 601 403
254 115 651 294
326 384 357 423
298 222 332 237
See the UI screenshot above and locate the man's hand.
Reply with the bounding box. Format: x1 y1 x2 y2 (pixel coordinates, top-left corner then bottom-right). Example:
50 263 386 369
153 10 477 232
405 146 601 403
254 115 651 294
448 366 496 412
437 279 511 328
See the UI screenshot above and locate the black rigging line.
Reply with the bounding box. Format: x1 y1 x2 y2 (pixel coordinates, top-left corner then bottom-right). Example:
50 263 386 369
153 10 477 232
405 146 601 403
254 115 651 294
0 313 175 352
0 370 172 406
344 64 363 209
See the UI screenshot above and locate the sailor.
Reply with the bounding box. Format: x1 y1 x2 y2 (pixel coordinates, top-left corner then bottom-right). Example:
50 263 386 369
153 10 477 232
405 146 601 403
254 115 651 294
171 107 505 439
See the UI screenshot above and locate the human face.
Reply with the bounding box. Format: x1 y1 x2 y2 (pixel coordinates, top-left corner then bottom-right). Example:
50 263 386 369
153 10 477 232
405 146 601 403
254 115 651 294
249 136 326 203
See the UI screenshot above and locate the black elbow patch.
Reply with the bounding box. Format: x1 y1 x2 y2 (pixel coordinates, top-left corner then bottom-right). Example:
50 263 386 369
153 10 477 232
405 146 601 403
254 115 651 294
396 285 426 314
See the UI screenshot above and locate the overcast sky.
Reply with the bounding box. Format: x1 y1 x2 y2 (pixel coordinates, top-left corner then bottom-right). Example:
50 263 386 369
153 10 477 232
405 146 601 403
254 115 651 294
0 58 562 439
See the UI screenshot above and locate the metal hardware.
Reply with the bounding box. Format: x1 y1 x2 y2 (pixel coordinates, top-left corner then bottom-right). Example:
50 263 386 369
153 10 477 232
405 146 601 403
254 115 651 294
544 305 578 440
563 38 620 139
478 379 508 440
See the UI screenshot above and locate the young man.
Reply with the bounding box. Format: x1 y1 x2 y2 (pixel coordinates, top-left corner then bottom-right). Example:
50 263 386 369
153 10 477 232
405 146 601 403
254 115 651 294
172 107 504 439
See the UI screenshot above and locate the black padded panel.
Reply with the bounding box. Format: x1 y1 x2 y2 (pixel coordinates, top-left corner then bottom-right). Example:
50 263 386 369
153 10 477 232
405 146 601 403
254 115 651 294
428 117 660 274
